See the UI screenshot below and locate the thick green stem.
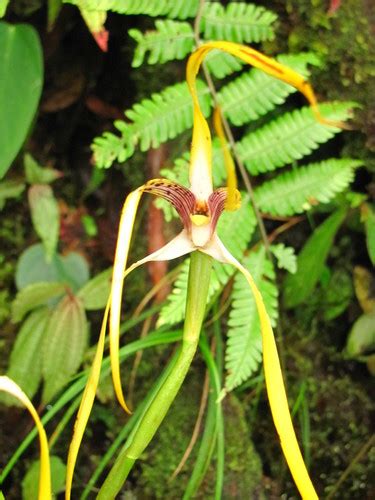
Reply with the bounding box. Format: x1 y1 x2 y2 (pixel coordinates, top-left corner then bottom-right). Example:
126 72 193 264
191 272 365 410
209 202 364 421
97 251 212 499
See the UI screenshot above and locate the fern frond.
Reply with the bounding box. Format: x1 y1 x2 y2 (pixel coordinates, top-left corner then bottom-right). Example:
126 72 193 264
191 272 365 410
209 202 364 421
92 80 211 168
200 2 276 43
225 246 278 391
64 0 199 18
204 50 244 79
237 102 356 174
254 158 361 216
217 53 321 126
158 195 256 326
129 20 194 67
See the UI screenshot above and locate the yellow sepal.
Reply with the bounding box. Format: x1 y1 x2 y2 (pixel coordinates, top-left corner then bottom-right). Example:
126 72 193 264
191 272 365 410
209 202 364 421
65 301 110 500
110 188 144 414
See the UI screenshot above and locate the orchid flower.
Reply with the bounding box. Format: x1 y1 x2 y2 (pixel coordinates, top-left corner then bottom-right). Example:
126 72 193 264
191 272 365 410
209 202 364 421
65 41 342 500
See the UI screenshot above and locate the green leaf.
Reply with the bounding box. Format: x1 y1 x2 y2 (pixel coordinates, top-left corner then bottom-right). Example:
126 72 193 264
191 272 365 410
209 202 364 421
200 2 276 43
0 1 10 17
93 80 212 168
15 243 90 292
225 246 278 391
77 267 112 310
0 22 43 178
12 281 66 323
63 0 199 19
283 208 347 308
363 203 375 265
28 184 60 260
129 20 194 67
271 244 297 274
217 53 321 126
2 308 50 405
22 455 66 500
24 154 62 184
204 50 244 79
237 102 356 174
254 159 360 216
346 312 375 358
48 0 63 30
42 294 88 402
0 179 25 210
322 270 353 321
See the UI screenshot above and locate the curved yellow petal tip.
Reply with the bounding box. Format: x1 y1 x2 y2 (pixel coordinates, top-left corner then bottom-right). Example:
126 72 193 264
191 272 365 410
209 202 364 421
0 376 51 500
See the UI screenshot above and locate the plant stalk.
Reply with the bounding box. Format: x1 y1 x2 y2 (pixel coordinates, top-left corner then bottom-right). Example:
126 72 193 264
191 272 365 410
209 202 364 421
97 251 212 499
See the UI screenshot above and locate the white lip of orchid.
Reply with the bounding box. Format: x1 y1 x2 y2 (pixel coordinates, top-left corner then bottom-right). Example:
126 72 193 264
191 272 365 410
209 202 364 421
190 219 212 247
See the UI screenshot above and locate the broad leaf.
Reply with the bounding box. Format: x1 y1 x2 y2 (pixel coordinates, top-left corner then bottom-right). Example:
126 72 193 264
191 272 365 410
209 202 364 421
24 154 62 185
346 312 375 358
0 1 10 17
22 455 66 500
12 281 66 323
0 180 25 210
16 243 90 292
28 184 60 260
77 267 112 310
283 208 347 308
42 294 88 402
363 203 375 265
2 308 50 404
0 22 43 178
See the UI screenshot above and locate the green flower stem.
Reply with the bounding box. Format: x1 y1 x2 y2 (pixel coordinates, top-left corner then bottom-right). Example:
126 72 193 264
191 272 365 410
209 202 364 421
97 251 212 499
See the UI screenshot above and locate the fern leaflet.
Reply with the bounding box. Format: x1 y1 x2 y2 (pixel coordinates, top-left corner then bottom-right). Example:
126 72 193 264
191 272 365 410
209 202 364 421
217 53 321 126
93 80 211 168
204 50 244 79
64 0 199 19
237 102 356 174
225 246 278 391
200 2 276 43
129 20 195 67
254 158 361 216
157 195 256 326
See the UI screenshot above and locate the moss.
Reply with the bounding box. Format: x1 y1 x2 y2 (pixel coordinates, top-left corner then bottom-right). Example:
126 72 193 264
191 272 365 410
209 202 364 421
133 369 263 498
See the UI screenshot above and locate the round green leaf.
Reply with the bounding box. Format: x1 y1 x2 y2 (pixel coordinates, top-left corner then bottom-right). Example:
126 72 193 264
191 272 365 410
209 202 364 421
0 22 43 178
77 267 112 310
22 455 66 500
15 243 90 292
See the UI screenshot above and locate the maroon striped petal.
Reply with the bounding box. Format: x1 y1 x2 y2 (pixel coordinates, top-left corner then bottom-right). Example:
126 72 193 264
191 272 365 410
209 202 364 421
208 188 228 235
143 179 196 231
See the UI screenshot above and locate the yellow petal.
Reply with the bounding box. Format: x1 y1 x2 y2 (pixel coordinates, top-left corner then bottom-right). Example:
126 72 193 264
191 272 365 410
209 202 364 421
213 107 239 211
186 47 214 199
65 301 109 500
201 237 318 499
193 41 347 129
0 376 51 500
